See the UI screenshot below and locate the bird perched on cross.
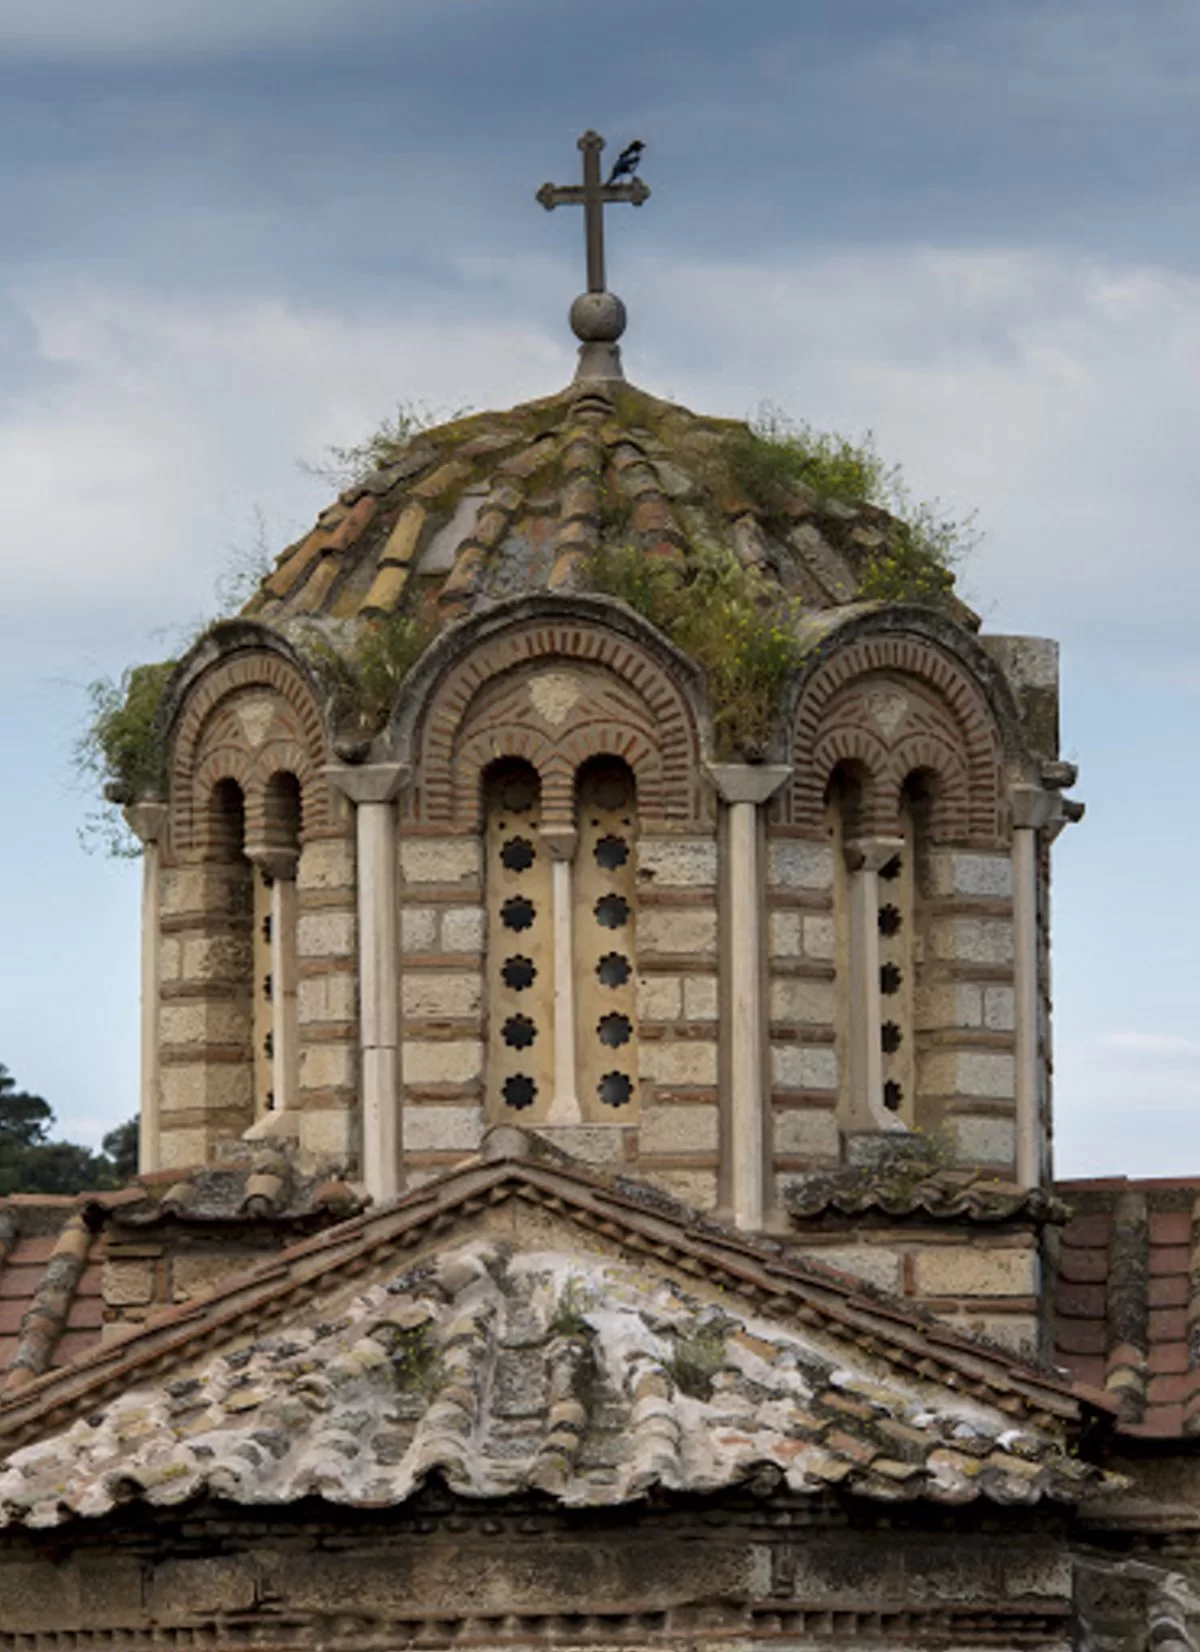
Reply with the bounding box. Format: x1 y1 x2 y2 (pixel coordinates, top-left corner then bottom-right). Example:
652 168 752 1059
606 140 645 186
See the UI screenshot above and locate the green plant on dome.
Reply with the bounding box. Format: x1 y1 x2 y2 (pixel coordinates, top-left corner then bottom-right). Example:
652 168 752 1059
291 604 438 740
723 406 975 605
587 539 802 759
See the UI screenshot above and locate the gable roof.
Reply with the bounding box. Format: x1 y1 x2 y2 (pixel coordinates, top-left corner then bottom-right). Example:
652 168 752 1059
0 1140 1116 1525
0 1232 1107 1529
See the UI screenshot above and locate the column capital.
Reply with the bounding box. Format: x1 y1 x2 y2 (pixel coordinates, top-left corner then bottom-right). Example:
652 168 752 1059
1009 782 1061 831
705 763 792 806
122 800 168 845
244 845 299 881
844 835 904 874
325 761 411 806
538 826 578 862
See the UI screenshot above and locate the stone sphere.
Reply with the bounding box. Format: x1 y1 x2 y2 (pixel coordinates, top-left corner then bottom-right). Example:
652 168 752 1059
569 290 627 343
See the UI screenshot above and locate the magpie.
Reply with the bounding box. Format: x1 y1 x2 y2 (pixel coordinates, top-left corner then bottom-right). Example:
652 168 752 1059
607 140 645 185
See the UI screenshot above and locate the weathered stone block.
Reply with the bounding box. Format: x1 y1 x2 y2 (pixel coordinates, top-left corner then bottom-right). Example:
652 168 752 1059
157 1126 211 1169
299 1107 355 1161
441 905 485 952
402 1104 484 1152
929 850 1013 900
637 975 682 1021
951 1113 1016 1167
400 837 481 885
640 1103 718 1153
297 910 355 959
297 837 355 891
932 918 1014 966
913 1244 1038 1298
638 837 718 887
922 1051 1014 1099
639 907 717 956
402 971 482 1018
803 914 836 960
297 972 356 1025
180 933 252 984
160 1000 249 1047
683 975 718 1021
804 1244 903 1292
102 1259 154 1306
159 936 182 982
639 1040 718 1086
773 1107 840 1159
299 1041 355 1091
160 1062 252 1115
645 1168 718 1206
770 978 835 1025
772 1044 838 1091
768 840 834 890
533 1124 631 1164
984 986 1015 1031
769 910 802 957
173 1252 249 1300
401 904 438 952
146 1555 258 1619
402 1039 483 1085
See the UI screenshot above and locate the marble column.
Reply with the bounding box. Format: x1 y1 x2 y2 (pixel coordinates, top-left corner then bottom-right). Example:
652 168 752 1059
123 801 169 1175
540 828 581 1126
707 764 791 1232
328 762 410 1203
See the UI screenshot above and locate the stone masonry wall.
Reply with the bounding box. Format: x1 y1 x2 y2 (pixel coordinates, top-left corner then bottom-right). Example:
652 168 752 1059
157 857 254 1171
918 849 1017 1174
398 834 487 1185
0 1500 1074 1649
632 830 720 1208
295 822 359 1165
766 833 841 1192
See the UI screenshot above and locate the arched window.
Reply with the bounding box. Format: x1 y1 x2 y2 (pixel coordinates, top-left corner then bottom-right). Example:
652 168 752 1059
574 758 639 1121
485 760 554 1121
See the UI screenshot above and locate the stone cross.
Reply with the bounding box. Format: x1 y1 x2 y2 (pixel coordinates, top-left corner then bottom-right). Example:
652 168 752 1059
537 130 649 294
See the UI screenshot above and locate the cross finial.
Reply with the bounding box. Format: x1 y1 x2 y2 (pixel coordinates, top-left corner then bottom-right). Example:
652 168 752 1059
537 130 650 382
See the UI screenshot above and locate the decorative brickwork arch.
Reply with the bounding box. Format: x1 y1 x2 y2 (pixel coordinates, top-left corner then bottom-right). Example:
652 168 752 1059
170 648 330 855
787 634 1005 846
405 617 706 828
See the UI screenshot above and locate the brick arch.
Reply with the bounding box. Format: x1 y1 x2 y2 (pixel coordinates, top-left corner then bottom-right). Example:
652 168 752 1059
170 651 330 854
884 733 971 843
408 620 705 827
788 635 1004 846
811 728 892 839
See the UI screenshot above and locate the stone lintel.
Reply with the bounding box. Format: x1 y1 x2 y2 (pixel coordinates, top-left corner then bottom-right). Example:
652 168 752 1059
123 801 169 844
326 761 411 806
705 763 792 806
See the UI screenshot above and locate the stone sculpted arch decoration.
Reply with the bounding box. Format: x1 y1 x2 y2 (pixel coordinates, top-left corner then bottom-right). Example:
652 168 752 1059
407 620 705 828
170 651 330 855
787 635 1004 846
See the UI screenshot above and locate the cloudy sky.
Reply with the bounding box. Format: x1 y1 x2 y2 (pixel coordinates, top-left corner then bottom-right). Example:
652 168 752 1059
0 0 1196 1177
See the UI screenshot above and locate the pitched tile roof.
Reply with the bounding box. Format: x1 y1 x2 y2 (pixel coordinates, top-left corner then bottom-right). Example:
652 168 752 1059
242 383 976 633
1052 1177 1200 1438
0 1143 1113 1497
0 1159 364 1395
0 1232 1108 1529
786 1164 1069 1225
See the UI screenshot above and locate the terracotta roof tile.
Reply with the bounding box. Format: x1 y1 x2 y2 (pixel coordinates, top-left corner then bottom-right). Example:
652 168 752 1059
1052 1177 1200 1437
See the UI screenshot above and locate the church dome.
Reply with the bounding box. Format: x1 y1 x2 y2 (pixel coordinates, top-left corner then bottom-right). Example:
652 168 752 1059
243 379 971 635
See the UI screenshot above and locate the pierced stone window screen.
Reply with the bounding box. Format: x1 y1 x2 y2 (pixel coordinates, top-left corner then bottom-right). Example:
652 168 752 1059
485 760 554 1122
253 869 274 1116
574 758 639 1122
825 780 853 1124
207 778 255 1124
878 803 916 1126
